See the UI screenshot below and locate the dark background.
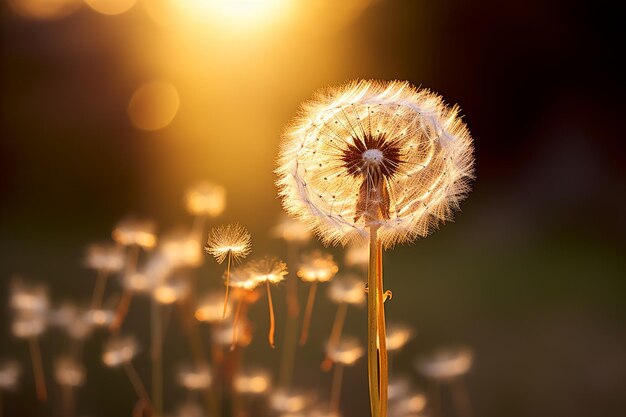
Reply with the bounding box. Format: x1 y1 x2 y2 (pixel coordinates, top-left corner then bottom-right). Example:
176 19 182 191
1 1 625 417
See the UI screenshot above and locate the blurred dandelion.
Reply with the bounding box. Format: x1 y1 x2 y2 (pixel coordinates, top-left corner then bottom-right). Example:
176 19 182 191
383 322 414 352
0 359 21 416
276 80 474 417
54 356 85 417
297 250 338 345
85 243 125 310
205 223 252 318
247 256 288 348
325 336 364 414
185 181 226 225
270 388 315 414
322 274 365 371
234 367 271 395
416 345 474 417
343 244 369 270
10 279 48 402
176 363 212 391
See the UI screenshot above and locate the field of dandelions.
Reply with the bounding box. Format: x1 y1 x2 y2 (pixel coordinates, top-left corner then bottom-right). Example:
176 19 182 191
1 80 475 417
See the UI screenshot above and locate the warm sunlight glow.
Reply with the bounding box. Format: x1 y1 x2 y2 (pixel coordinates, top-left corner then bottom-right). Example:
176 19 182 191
127 81 180 131
9 0 82 20
85 0 137 16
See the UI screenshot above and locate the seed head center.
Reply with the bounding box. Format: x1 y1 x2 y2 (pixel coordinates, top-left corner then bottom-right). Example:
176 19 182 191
362 149 384 167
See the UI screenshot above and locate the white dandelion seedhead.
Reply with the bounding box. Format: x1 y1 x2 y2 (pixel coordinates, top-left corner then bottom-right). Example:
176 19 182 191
176 363 212 391
112 218 157 249
327 274 365 305
297 250 339 283
248 256 288 285
233 368 272 395
54 356 86 388
276 80 475 248
85 243 126 272
205 223 252 264
415 345 474 381
325 335 365 366
0 360 21 391
102 335 139 367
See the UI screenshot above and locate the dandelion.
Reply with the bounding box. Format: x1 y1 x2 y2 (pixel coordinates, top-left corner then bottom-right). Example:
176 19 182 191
388 391 427 417
234 367 271 395
0 359 21 417
276 80 474 417
85 243 125 310
270 389 315 414
185 181 226 218
297 251 338 345
247 256 288 348
322 274 365 371
343 244 368 270
176 363 212 391
325 336 365 414
54 356 86 417
383 322 414 352
102 335 150 409
153 276 190 305
205 223 252 318
10 279 48 402
159 230 204 269
222 266 259 350
415 345 474 417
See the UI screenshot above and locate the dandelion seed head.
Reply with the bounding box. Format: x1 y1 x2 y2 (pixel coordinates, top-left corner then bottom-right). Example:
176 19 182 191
112 218 157 249
205 223 252 264
388 391 427 416
87 307 115 327
195 292 232 322
153 276 190 305
227 265 259 290
176 363 212 391
384 322 414 351
297 251 338 283
54 356 86 387
415 345 473 381
327 274 365 305
271 215 312 243
270 389 315 413
159 230 203 269
10 279 49 314
233 368 271 394
276 80 474 248
85 243 126 272
248 256 288 285
185 181 226 217
0 360 21 391
326 335 364 366
102 335 139 367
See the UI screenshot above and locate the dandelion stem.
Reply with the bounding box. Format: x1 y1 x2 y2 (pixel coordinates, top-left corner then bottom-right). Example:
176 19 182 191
28 337 47 402
330 362 345 414
321 302 348 372
367 226 380 417
376 240 388 417
299 281 318 345
451 378 473 417
62 385 74 417
109 289 133 333
151 299 163 417
266 281 276 349
278 243 300 388
123 362 151 404
0 388 3 417
223 252 232 318
90 268 109 310
231 297 244 351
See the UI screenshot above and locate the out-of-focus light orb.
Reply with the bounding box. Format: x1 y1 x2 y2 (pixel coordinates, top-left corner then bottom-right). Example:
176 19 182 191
127 81 180 131
8 0 82 20
84 0 136 16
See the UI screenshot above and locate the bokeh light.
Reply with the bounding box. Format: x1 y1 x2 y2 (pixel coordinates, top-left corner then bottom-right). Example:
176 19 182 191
127 81 180 131
84 0 137 16
8 0 82 20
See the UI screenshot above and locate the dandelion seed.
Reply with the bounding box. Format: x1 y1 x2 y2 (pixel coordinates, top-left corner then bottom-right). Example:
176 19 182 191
248 256 288 348
297 251 338 345
276 80 474 417
205 223 252 318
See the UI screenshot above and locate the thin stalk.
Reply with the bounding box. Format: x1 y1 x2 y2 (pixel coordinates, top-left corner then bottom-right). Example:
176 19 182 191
451 378 473 417
231 297 244 351
278 243 300 388
61 385 74 417
367 226 380 417
223 252 232 318
90 269 110 310
28 337 47 402
329 362 345 414
299 281 318 345
321 303 349 372
266 281 276 348
123 362 151 404
151 300 163 417
109 289 133 333
376 240 388 417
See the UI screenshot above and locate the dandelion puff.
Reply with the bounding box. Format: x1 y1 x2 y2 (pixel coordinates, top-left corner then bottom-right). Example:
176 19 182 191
0 360 21 391
297 251 338 345
185 181 226 218
325 336 365 414
205 223 252 318
176 363 212 391
248 256 288 348
234 367 272 395
276 79 474 249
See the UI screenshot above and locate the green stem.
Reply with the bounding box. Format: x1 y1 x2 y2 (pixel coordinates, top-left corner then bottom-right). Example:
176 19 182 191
367 226 380 417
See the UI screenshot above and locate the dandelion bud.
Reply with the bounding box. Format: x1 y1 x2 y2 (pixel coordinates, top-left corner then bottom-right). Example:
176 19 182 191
415 345 474 381
54 356 86 387
184 181 226 217
0 360 21 391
